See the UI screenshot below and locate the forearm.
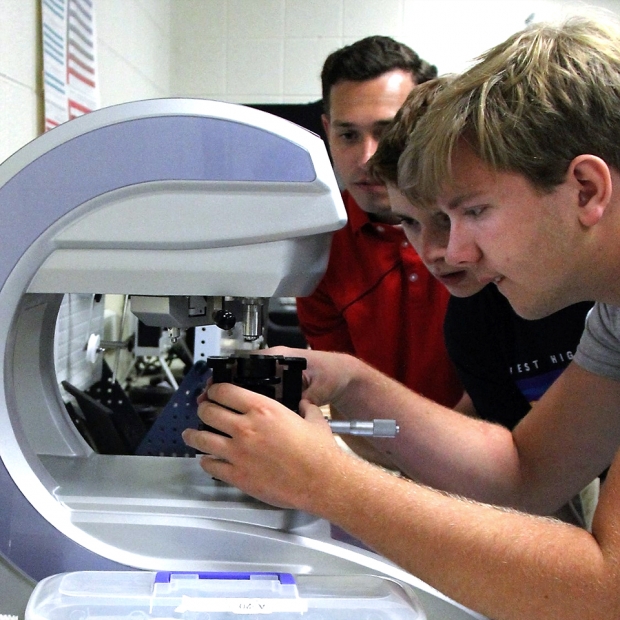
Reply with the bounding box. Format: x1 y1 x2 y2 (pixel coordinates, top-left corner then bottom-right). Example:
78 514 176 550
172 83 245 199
306 451 620 620
453 392 478 417
267 348 586 513
331 358 524 506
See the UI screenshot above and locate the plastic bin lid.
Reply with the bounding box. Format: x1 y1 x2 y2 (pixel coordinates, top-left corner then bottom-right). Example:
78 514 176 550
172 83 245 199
25 571 426 620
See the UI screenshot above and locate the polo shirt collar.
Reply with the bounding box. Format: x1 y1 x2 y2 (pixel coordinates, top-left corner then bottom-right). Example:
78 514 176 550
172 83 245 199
343 191 373 234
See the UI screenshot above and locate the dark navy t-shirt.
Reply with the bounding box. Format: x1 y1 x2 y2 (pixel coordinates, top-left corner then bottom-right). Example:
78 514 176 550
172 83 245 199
444 284 593 429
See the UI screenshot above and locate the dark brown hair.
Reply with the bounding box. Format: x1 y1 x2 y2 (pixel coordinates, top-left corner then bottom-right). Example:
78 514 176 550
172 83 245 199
321 36 437 114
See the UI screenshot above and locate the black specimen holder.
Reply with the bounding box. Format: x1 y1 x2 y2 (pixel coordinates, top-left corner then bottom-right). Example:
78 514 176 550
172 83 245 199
200 354 307 436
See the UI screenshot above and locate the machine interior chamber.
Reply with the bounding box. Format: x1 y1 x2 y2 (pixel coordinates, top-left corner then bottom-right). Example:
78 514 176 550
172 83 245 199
7 288 349 573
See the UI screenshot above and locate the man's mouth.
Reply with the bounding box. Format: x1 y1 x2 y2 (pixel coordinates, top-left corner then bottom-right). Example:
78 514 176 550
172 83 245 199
355 179 385 191
476 274 505 286
436 270 468 285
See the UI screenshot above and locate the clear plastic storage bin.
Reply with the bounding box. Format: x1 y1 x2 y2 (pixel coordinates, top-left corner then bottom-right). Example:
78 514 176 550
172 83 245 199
25 571 426 620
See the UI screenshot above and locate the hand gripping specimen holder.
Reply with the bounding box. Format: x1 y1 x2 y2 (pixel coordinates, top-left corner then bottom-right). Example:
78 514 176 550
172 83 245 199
208 354 306 411
205 354 398 438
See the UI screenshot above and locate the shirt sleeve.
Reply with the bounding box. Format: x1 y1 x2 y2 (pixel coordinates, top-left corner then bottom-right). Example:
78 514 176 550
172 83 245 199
573 302 620 381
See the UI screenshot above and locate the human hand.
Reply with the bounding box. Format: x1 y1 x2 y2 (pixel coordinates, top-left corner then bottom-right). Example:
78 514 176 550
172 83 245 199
182 382 346 510
195 347 363 413
259 346 360 409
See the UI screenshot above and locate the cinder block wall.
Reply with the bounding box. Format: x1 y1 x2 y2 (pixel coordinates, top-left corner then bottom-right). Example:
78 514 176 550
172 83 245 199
169 0 620 104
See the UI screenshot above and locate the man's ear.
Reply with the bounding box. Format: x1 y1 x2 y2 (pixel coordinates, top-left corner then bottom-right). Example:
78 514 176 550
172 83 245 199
567 155 612 227
321 113 330 137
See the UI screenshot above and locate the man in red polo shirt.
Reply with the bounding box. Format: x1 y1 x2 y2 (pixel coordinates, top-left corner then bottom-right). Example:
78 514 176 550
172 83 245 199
296 36 463 408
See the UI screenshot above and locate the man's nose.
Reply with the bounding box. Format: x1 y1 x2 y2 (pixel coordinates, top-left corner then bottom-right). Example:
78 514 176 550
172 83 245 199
444 222 481 266
418 229 448 265
360 136 379 165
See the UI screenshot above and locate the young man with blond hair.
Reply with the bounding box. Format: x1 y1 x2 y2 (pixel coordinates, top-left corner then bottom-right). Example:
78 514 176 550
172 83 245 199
185 16 620 619
367 78 593 432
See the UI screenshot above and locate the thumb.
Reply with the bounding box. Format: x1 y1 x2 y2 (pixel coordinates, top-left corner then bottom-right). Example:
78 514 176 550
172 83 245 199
299 400 329 426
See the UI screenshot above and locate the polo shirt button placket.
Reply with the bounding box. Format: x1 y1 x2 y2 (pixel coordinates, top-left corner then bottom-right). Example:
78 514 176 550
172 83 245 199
408 272 418 283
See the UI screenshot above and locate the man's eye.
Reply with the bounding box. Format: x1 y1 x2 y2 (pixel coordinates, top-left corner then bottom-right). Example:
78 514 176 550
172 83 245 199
400 217 420 232
463 206 487 218
338 131 357 142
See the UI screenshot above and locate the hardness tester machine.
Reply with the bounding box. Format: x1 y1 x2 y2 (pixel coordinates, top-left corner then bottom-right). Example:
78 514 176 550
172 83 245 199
0 98 485 619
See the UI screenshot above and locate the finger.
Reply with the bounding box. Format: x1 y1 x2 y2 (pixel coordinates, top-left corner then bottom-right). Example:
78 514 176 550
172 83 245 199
196 377 214 404
300 400 327 424
299 400 332 431
182 427 230 457
258 345 293 356
298 399 312 418
196 398 244 438
207 383 297 424
198 454 235 482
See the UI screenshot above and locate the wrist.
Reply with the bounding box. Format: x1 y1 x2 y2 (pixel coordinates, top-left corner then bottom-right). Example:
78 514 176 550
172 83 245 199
332 355 387 411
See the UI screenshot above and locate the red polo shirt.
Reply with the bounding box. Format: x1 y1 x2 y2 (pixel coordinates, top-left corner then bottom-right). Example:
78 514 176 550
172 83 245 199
296 191 462 407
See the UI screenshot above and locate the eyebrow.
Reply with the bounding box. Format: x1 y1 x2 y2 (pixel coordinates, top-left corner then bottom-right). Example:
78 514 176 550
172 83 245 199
331 119 393 130
446 191 484 211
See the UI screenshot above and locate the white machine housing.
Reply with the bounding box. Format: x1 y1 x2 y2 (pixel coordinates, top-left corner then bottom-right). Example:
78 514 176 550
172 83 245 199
0 98 484 620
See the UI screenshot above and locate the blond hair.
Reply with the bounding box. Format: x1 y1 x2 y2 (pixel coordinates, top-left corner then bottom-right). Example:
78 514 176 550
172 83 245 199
399 15 620 204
